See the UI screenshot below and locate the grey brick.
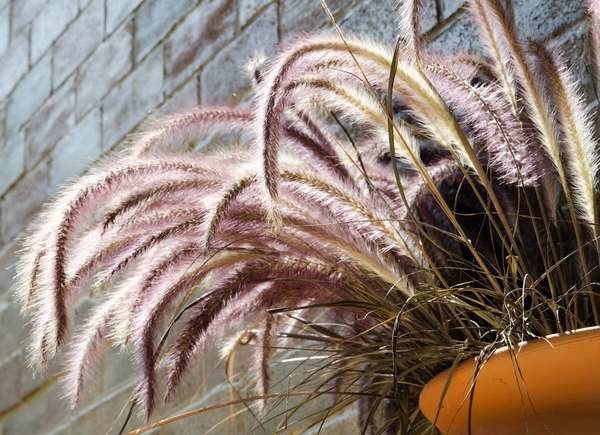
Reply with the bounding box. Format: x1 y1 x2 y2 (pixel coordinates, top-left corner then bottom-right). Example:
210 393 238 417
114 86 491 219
342 0 437 44
514 0 586 41
76 22 133 119
11 0 46 35
0 133 25 197
102 47 164 149
6 53 52 135
240 0 272 27
0 350 56 408
26 77 76 169
164 0 236 93
161 77 199 114
100 349 134 393
0 241 17 296
280 0 355 42
0 5 9 55
106 0 143 35
152 384 234 434
1 380 69 435
0 30 30 100
0 103 5 146
0 160 49 242
429 11 482 54
442 0 463 19
78 0 94 11
64 384 134 435
52 0 104 87
50 108 102 189
0 350 24 412
201 4 278 105
134 0 196 63
31 0 78 63
0 299 25 356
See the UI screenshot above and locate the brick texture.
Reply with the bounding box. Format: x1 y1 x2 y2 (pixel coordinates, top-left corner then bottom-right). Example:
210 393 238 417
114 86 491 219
134 0 196 62
0 133 25 196
102 46 164 149
50 108 102 187
0 5 9 55
105 0 143 34
6 53 51 135
11 0 46 35
0 29 29 100
76 21 133 119
514 0 586 40
0 159 49 242
280 0 355 41
240 0 272 26
30 0 78 63
164 0 236 93
201 3 278 104
52 0 104 87
0 241 17 296
26 76 76 168
429 10 482 53
0 0 590 433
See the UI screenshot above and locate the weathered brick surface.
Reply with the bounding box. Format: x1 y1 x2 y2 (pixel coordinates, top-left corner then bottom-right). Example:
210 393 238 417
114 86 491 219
160 77 199 114
0 29 29 100
0 104 4 143
0 160 49 243
0 133 25 197
514 0 586 40
76 21 133 119
1 380 69 435
0 1 592 433
201 3 278 104
0 241 17 296
0 350 24 412
342 0 437 44
31 0 78 63
102 46 164 149
52 0 104 87
0 299 25 356
106 0 143 34
26 76 76 168
134 0 196 62
442 0 464 19
164 0 236 93
50 108 102 188
11 0 46 35
0 5 9 55
280 0 355 41
429 10 482 54
48 383 136 435
98 349 135 395
240 0 273 27
5 53 52 135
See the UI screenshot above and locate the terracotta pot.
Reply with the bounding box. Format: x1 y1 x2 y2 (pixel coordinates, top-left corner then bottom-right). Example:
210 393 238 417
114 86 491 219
418 327 600 434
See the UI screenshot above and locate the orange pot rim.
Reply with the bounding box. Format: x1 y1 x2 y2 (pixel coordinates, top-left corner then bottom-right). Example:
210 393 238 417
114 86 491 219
418 326 600 434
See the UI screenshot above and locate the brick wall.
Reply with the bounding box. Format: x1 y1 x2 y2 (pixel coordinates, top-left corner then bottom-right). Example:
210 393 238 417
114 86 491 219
0 0 590 433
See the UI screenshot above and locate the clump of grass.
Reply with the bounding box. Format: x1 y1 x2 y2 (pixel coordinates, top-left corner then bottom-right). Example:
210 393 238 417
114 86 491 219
16 0 600 432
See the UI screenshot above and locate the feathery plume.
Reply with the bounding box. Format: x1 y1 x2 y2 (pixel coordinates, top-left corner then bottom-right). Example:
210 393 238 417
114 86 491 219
533 43 599 233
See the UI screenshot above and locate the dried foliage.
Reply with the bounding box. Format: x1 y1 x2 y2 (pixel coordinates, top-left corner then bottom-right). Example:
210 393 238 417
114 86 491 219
16 0 600 432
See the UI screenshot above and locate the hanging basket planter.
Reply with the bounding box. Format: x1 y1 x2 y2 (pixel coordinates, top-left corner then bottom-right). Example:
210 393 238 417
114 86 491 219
419 327 600 435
